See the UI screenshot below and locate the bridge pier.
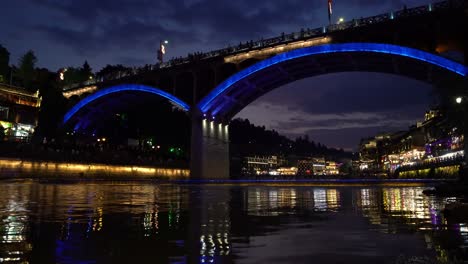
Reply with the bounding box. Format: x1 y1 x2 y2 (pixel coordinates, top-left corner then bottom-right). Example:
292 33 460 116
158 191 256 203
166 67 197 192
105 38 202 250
190 110 230 179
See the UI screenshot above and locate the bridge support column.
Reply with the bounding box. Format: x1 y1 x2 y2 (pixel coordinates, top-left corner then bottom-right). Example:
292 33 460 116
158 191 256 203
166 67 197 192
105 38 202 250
190 110 230 179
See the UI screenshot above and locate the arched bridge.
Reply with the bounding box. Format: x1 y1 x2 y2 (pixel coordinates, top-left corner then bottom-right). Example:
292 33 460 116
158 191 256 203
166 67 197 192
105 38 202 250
63 0 468 179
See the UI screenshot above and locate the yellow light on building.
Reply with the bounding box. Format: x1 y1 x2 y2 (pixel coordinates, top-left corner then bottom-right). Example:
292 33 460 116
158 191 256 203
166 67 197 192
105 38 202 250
224 37 331 64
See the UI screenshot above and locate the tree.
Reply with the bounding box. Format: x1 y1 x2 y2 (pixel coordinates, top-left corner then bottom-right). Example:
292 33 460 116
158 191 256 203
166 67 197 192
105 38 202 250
59 61 94 86
81 60 93 80
36 77 67 138
96 64 132 81
0 44 9 83
62 67 83 85
35 70 67 140
17 50 37 91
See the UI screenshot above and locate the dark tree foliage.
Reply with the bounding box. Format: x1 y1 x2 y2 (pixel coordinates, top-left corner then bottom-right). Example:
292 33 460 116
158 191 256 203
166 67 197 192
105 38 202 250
96 64 132 80
229 118 351 160
62 67 83 85
17 50 37 91
34 69 68 140
76 98 191 159
0 44 9 83
433 76 468 134
0 124 4 140
61 61 94 86
81 61 92 78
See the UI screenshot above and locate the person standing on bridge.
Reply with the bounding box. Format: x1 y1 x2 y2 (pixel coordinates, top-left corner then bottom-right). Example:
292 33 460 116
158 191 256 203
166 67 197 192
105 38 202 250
328 0 333 25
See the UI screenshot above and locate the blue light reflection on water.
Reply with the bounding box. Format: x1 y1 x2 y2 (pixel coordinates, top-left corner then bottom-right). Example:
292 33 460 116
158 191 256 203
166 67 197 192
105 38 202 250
0 181 466 263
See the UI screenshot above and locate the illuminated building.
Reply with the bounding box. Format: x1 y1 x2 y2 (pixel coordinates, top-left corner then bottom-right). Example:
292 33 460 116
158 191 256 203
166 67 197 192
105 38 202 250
325 161 340 175
358 137 379 171
296 157 340 176
243 155 287 175
276 167 298 176
358 108 463 176
297 159 314 176
312 157 326 175
0 84 41 140
424 109 440 122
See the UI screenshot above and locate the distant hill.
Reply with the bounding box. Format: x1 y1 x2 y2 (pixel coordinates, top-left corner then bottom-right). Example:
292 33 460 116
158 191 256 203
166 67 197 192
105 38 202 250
229 118 353 161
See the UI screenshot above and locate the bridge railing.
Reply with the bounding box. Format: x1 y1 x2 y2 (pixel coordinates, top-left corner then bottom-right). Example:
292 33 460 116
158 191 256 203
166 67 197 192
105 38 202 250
63 0 465 91
157 0 463 65
0 83 39 97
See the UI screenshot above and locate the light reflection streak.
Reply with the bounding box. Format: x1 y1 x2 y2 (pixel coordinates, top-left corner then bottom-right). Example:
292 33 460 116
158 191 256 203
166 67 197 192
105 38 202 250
199 191 231 263
0 192 31 263
0 158 189 178
247 187 341 216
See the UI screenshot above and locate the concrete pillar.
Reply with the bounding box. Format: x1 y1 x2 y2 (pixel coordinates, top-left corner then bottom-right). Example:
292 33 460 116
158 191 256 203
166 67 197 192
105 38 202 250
190 109 230 179
190 109 204 179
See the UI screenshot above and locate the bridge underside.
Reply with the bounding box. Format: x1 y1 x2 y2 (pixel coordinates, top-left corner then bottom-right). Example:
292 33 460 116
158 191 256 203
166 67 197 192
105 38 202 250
66 91 182 133
208 51 464 120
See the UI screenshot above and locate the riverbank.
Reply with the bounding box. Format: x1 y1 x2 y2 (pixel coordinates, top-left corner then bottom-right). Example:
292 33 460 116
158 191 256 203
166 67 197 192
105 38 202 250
171 178 455 186
1 157 461 186
0 158 189 179
1 177 454 188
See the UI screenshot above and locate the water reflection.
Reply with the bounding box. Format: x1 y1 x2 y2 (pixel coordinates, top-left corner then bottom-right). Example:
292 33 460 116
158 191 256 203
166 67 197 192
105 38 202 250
0 181 466 263
0 196 30 263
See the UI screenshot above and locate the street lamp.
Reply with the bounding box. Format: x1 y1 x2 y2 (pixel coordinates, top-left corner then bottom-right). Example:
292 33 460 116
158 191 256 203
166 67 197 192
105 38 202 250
456 97 463 104
338 17 344 23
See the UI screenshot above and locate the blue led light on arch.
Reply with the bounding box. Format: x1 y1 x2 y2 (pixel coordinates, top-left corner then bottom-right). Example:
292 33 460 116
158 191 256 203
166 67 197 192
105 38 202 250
198 43 468 114
63 84 190 124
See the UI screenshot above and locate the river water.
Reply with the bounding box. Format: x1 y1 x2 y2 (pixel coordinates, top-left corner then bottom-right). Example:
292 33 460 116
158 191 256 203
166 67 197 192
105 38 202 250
0 180 466 263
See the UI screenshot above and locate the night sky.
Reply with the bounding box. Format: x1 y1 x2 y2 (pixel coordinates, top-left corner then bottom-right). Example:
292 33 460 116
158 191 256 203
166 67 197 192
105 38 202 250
1 0 441 151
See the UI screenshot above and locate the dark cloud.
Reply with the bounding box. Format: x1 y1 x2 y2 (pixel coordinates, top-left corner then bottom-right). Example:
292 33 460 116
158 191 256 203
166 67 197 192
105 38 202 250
1 0 430 69
253 72 434 114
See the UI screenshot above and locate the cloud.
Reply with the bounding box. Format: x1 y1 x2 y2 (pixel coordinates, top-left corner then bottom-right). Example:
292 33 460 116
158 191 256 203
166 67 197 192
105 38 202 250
1 0 431 69
237 101 420 132
251 72 435 114
236 100 427 150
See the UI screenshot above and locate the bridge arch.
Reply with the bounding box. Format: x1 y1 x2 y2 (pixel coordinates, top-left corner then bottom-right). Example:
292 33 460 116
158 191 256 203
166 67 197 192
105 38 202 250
63 84 190 126
198 43 467 120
